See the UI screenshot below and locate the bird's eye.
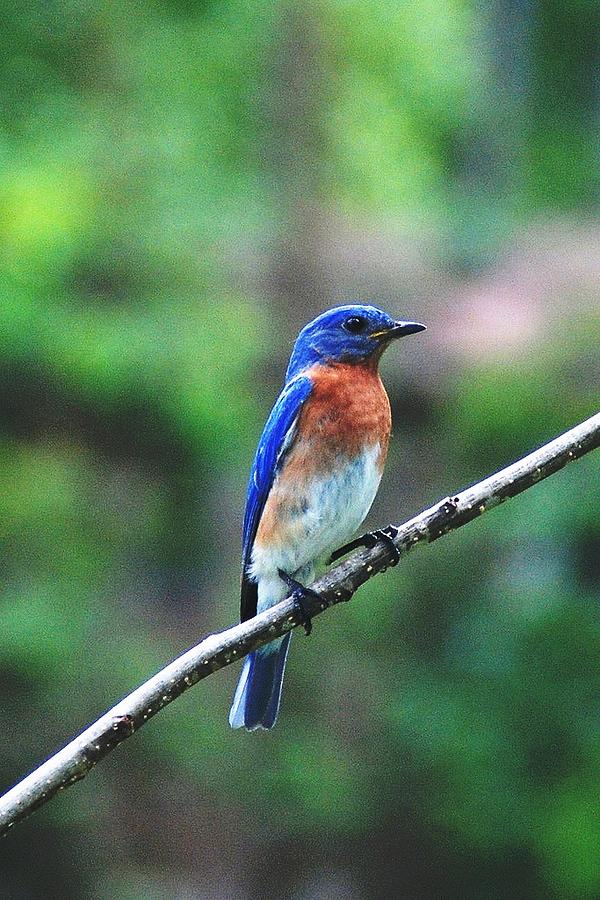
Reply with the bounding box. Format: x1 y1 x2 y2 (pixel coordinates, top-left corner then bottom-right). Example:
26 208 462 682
343 315 367 334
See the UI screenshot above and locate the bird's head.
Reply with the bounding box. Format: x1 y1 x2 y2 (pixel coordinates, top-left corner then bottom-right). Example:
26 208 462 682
286 305 426 379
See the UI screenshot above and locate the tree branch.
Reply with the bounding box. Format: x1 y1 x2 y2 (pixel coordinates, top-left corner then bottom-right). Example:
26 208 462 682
1 411 599 836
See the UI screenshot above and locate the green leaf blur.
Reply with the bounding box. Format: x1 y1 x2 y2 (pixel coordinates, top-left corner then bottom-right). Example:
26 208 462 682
0 1 598 897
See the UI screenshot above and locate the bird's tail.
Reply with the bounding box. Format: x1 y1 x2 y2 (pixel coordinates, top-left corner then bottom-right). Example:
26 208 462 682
229 633 291 731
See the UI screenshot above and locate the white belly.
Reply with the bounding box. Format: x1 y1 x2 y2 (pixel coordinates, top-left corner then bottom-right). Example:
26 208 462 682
250 442 383 591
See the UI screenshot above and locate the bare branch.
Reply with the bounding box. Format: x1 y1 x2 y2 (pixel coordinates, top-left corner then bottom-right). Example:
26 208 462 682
1 411 599 836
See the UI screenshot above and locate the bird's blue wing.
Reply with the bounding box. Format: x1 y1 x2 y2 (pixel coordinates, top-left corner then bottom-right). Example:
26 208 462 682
240 374 313 621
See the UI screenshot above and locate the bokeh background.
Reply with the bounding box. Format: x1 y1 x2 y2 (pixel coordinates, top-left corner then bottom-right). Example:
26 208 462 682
0 1 599 898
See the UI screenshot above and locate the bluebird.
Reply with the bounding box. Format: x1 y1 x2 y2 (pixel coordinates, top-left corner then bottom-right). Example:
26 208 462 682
229 305 425 730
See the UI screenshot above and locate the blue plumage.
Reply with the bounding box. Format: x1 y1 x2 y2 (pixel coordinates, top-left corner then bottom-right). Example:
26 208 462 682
240 374 313 624
285 304 402 379
233 375 312 732
242 374 313 569
228 635 291 731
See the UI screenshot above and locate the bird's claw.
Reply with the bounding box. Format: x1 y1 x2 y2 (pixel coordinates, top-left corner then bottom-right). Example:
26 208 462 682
329 536 365 562
277 568 319 635
369 527 401 565
329 525 400 566
291 590 313 636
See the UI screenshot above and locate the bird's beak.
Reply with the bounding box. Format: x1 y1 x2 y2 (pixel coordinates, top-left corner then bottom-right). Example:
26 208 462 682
371 321 427 341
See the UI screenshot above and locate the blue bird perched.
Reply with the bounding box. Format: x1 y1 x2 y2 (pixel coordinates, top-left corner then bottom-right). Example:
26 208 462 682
229 305 425 731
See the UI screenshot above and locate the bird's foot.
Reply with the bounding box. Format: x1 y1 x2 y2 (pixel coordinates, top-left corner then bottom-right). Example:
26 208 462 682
277 569 319 636
329 525 401 566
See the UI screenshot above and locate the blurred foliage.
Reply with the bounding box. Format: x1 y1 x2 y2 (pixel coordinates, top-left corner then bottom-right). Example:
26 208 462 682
0 1 598 899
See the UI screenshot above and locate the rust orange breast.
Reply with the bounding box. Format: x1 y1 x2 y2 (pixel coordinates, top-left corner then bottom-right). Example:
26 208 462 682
291 361 391 473
254 362 391 548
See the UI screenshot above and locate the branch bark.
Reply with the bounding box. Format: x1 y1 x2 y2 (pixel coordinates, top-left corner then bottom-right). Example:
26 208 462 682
1 411 599 836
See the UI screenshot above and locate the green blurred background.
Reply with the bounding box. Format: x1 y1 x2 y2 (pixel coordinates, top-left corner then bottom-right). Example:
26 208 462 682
0 1 599 897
